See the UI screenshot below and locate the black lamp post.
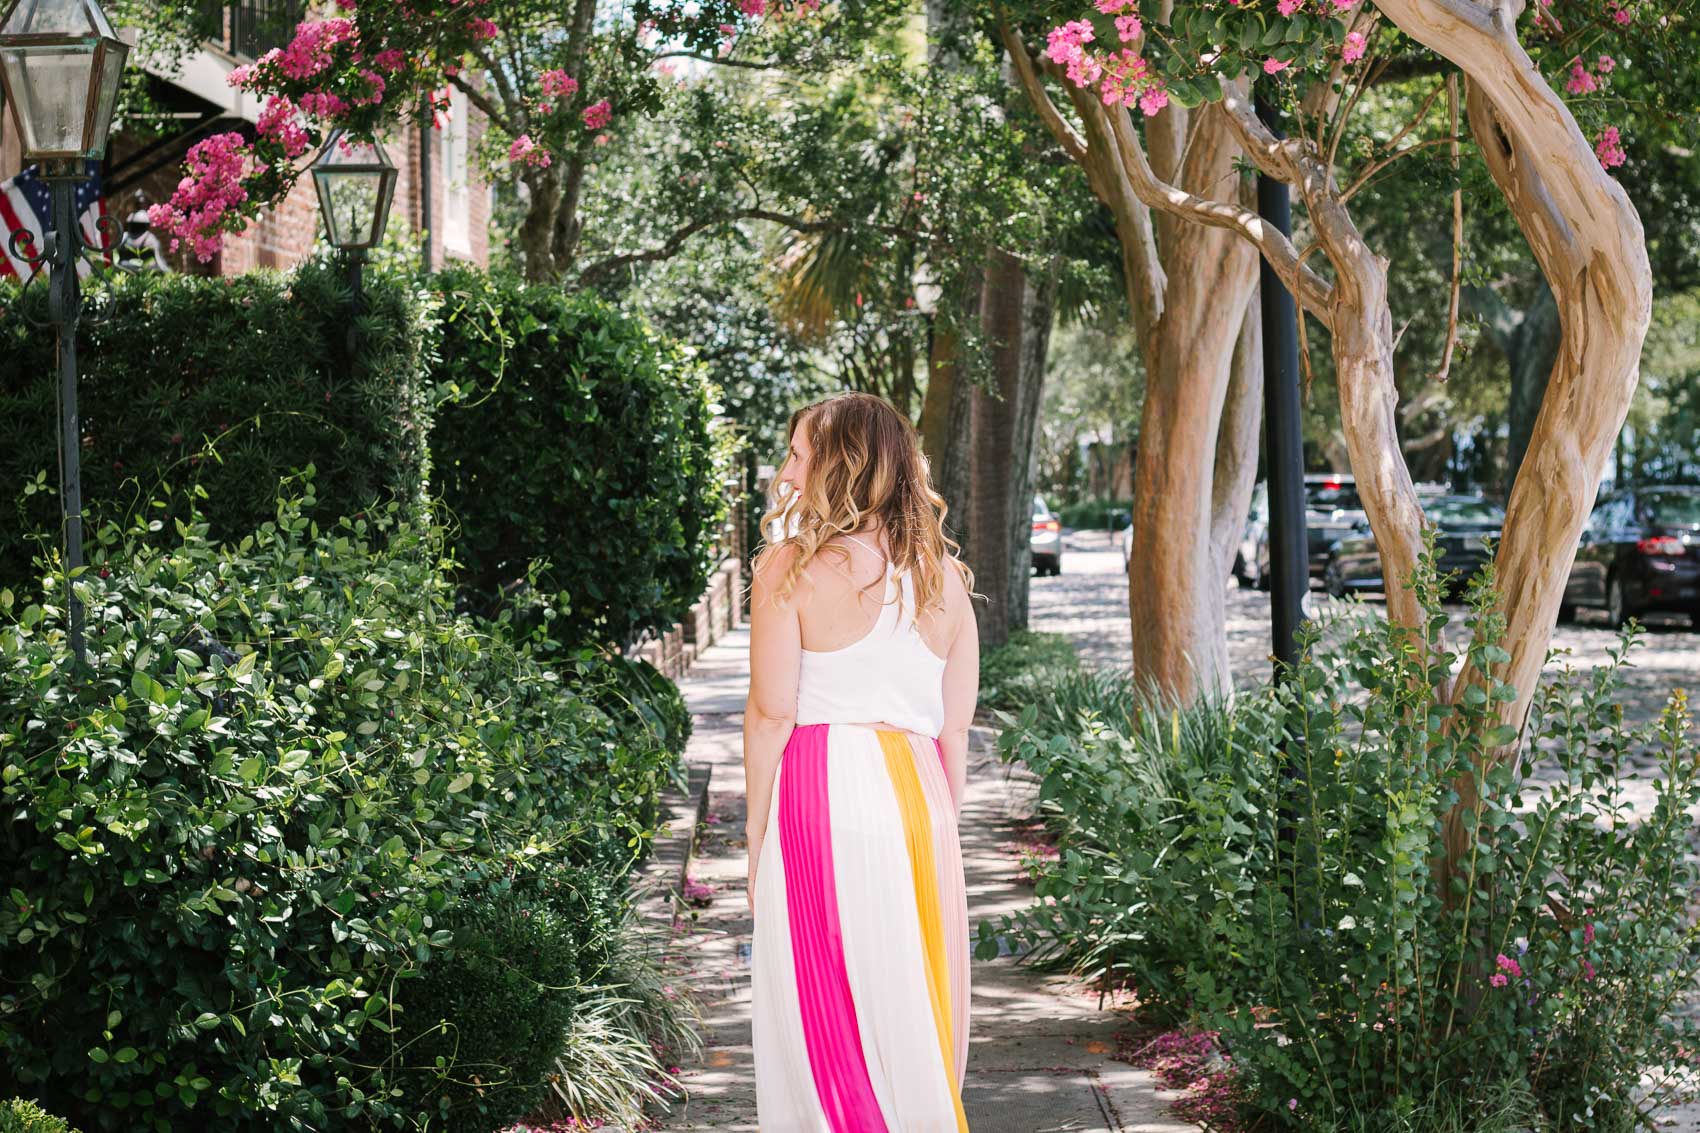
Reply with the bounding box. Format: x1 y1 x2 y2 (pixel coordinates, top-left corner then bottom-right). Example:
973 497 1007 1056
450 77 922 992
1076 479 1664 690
310 128 397 327
0 0 130 668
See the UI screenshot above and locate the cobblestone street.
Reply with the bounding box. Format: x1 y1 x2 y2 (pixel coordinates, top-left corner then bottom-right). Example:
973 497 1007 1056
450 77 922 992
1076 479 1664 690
1034 530 1697 729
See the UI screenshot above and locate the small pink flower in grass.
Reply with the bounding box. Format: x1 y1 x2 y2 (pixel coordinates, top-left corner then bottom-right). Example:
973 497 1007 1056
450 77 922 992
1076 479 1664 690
1495 953 1522 978
1263 57 1291 74
1490 972 1509 987
582 99 612 130
1277 0 1302 15
1596 126 1626 169
1342 31 1367 62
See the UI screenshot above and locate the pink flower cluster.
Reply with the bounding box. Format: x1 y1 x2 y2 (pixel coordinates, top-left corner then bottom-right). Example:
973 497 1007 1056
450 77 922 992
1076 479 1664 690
582 99 612 130
508 133 552 168
1488 951 1523 988
265 18 357 82
1343 30 1368 62
148 131 254 263
540 68 579 98
1047 13 1169 117
1595 125 1626 168
255 96 310 159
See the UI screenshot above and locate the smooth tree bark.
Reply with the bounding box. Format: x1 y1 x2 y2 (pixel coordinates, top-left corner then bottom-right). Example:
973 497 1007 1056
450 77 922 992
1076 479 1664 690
1002 26 1262 701
969 247 1029 646
1005 256 1060 631
1212 293 1264 583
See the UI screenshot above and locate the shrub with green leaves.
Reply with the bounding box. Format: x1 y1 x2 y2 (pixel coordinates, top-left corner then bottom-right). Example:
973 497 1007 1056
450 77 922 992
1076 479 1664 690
429 266 729 648
0 476 681 1132
0 262 435 591
983 548 1700 1131
978 630 1081 714
0 1099 81 1133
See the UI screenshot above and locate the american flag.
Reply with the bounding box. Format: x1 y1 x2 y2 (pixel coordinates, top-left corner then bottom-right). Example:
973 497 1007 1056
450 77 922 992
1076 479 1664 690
0 159 111 281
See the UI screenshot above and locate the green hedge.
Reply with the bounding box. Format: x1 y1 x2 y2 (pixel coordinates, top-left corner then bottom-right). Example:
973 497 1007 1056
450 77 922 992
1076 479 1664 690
0 478 682 1132
0 263 434 590
0 1099 80 1133
1054 497 1132 531
430 266 728 647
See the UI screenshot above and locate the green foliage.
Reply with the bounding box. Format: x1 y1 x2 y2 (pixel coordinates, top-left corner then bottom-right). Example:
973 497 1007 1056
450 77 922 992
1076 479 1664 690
983 545 1700 1129
0 262 435 592
392 866 617 1132
978 630 1081 713
0 1099 81 1133
0 477 681 1132
1054 497 1133 531
429 265 728 648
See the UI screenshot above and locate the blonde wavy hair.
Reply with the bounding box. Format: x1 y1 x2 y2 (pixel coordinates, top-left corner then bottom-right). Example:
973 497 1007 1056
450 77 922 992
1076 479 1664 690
754 392 973 616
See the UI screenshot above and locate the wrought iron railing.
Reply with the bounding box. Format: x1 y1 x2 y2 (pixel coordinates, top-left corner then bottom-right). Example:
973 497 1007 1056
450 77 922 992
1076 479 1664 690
199 0 303 60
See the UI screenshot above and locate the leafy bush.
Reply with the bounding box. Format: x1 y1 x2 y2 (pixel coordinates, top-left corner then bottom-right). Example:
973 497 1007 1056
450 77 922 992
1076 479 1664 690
0 1099 81 1133
982 550 1700 1130
429 266 728 648
1054 497 1132 531
0 476 681 1132
978 630 1080 713
0 262 435 590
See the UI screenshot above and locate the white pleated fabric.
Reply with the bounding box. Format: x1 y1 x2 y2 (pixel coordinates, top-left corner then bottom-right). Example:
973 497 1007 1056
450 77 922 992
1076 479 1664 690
751 724 970 1132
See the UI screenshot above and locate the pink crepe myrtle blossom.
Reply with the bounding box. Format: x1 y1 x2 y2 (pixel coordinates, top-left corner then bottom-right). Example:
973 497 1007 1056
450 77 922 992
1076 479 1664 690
1490 972 1509 987
1597 54 1616 73
540 68 579 98
1582 959 1597 981
508 133 552 167
297 90 349 119
1595 125 1626 168
1046 19 1095 66
1278 0 1303 16
1115 14 1142 41
1263 57 1291 74
1343 31 1368 62
149 131 254 263
582 99 612 130
255 96 310 159
1566 59 1598 93
353 67 387 106
1138 85 1169 116
1096 0 1132 11
1583 921 1596 945
372 48 406 72
1495 953 1523 978
470 16 498 38
739 0 766 14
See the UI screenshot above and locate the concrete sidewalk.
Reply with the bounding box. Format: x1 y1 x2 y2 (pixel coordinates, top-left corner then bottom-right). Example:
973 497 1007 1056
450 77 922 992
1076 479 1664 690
645 626 1196 1133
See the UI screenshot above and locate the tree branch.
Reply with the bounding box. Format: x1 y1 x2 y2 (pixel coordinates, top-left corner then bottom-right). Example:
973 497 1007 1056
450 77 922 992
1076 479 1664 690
652 50 786 70
996 21 1088 163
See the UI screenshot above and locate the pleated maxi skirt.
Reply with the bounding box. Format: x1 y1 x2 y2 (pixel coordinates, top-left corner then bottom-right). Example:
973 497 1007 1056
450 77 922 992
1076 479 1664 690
751 723 971 1132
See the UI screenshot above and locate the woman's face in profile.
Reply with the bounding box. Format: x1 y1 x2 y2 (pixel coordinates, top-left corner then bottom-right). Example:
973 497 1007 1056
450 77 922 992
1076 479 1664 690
778 421 813 502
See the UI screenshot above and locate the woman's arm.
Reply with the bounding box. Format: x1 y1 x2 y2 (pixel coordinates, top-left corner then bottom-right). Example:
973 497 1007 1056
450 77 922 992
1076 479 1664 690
744 548 803 911
937 566 979 815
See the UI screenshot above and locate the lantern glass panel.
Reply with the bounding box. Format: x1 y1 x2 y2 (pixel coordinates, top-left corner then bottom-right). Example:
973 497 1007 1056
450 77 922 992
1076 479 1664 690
86 39 124 153
314 168 389 247
0 42 95 155
1 0 102 36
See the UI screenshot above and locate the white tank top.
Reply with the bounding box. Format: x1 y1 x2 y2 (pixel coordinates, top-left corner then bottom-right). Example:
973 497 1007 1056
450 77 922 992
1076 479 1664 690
794 538 948 738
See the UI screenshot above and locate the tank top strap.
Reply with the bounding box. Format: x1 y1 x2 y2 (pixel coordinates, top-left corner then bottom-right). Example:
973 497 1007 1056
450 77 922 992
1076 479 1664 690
839 531 889 566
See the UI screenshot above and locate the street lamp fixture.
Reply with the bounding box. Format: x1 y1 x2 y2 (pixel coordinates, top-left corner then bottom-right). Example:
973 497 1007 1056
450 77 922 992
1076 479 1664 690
0 0 130 669
0 0 128 174
310 128 397 331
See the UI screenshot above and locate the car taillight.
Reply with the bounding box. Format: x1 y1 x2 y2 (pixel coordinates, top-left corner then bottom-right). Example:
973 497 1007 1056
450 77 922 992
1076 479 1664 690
1637 535 1686 556
1032 519 1059 532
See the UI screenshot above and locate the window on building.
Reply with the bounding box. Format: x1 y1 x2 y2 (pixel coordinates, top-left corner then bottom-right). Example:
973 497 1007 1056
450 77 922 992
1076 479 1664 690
443 86 472 255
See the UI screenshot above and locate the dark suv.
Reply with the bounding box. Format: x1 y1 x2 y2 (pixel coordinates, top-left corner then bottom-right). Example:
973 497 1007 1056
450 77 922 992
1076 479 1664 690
1562 486 1700 627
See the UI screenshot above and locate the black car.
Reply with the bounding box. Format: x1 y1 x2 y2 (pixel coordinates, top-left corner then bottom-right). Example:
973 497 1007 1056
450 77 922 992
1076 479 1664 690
1325 495 1504 598
1561 486 1700 627
1252 474 1368 588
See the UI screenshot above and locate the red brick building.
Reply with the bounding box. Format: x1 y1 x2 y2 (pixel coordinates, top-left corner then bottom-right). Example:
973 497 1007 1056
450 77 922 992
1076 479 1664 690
0 3 492 275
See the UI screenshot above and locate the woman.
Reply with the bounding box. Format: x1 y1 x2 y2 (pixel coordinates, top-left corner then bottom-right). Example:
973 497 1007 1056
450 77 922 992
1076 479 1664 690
745 392 978 1132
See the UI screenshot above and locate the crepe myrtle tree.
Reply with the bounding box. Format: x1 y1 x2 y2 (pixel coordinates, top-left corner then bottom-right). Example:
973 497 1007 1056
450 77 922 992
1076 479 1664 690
143 0 899 280
1001 0 1691 894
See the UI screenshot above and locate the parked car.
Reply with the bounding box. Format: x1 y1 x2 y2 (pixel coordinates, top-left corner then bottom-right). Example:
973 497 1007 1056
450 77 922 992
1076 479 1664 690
1031 495 1063 576
1561 485 1700 627
1234 482 1269 589
1250 474 1369 588
1324 494 1504 598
